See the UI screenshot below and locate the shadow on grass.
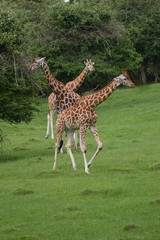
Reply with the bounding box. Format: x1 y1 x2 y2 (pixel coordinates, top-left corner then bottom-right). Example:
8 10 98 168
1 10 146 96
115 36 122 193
35 171 60 179
13 188 35 196
80 188 125 198
20 235 40 240
3 227 20 234
108 168 132 173
149 162 160 171
123 225 140 231
65 206 81 212
150 199 160 205
0 147 53 163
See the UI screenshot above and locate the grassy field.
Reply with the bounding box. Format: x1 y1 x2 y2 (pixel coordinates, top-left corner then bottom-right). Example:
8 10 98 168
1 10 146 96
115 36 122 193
1 83 160 240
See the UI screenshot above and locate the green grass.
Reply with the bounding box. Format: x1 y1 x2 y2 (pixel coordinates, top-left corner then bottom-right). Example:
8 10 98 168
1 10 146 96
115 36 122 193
1 84 160 240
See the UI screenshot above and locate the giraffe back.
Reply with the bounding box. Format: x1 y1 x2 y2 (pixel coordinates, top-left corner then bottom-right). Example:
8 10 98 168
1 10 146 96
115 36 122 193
55 91 80 115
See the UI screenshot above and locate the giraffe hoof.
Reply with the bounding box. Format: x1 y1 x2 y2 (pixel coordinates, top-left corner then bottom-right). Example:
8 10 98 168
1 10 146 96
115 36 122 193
85 169 90 174
45 136 48 139
53 165 56 171
59 150 63 155
74 168 78 172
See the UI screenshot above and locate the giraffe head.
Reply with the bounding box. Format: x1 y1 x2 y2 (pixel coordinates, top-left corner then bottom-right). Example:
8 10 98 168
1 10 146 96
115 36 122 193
115 70 136 88
84 59 95 71
28 55 46 70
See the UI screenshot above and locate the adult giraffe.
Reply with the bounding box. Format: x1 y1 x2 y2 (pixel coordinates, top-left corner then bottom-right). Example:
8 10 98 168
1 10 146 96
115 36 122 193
28 56 95 152
45 59 95 140
53 71 135 173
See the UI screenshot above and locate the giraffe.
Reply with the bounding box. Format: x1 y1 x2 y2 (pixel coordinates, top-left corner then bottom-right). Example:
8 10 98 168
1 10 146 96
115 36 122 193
65 59 95 91
28 56 94 152
28 55 81 113
45 59 95 141
53 70 136 174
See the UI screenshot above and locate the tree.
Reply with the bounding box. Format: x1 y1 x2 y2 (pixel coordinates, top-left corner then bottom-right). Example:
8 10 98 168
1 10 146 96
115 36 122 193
0 10 38 123
112 0 160 84
33 0 141 92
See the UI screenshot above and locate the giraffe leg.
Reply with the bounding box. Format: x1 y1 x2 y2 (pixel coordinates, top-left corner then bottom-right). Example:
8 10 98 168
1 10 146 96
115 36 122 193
50 110 54 140
80 127 89 174
73 131 78 152
53 130 63 171
45 113 50 139
79 131 82 152
87 125 103 168
65 130 78 172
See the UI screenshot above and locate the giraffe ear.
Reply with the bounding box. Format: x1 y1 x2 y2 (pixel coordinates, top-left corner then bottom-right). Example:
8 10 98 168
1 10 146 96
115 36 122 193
36 57 46 63
92 62 95 65
84 61 87 65
41 57 46 62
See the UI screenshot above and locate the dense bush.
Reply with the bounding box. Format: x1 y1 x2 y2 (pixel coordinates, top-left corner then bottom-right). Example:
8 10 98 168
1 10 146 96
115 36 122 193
34 1 141 92
0 10 38 123
0 0 159 123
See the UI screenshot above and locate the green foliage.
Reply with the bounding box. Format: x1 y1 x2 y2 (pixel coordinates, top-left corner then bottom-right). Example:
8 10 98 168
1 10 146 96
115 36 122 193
112 0 160 83
0 82 38 124
0 0 159 124
0 10 39 123
0 11 23 51
33 0 141 91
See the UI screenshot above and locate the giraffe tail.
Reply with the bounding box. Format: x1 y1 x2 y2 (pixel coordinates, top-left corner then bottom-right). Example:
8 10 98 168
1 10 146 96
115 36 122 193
58 138 63 154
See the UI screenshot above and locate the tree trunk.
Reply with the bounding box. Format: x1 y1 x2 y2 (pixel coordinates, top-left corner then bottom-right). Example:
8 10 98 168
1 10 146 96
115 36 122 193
139 65 147 85
154 62 160 83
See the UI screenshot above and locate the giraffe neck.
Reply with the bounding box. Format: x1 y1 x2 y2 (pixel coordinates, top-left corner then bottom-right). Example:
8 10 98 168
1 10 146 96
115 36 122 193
65 67 88 92
81 79 119 109
42 61 66 95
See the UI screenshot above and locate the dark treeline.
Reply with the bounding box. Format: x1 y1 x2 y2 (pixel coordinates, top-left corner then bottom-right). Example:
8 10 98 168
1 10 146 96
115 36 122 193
0 0 160 123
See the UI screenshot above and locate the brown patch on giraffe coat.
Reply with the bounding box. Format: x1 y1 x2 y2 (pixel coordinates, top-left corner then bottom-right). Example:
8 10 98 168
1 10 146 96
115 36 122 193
71 116 75 123
62 89 66 94
98 96 102 102
102 95 106 101
94 99 98 105
85 100 88 105
74 108 79 114
61 93 64 99
70 83 74 89
108 92 112 97
61 100 65 105
67 110 71 115
68 97 72 103
89 100 93 105
79 108 83 114
81 101 87 108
